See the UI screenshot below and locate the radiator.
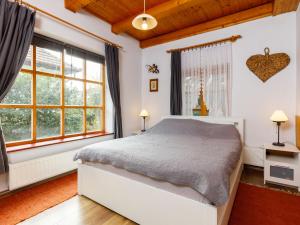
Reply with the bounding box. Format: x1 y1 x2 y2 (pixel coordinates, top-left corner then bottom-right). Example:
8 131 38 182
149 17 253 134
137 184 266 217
9 150 78 190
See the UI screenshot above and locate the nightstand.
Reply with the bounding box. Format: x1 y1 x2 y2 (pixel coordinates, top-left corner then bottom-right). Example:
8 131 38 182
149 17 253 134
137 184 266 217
264 143 300 191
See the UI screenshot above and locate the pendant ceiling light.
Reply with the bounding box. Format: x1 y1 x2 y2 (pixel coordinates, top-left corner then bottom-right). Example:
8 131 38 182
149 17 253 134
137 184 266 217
132 0 157 31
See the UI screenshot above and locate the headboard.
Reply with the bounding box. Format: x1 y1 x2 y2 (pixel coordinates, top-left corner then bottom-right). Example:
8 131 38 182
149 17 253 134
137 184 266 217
163 115 245 144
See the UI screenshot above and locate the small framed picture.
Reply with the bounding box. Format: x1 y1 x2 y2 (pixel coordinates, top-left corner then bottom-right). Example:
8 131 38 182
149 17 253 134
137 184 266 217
149 79 158 92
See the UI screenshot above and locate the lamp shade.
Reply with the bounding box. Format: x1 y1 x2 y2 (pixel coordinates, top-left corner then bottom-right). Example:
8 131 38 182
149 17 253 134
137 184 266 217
139 109 149 117
270 110 288 122
132 13 157 30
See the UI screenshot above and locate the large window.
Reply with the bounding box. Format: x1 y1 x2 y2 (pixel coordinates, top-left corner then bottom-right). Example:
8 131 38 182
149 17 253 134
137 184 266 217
0 36 106 146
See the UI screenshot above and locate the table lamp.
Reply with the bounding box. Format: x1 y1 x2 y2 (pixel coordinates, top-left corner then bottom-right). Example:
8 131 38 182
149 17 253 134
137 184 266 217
270 110 288 146
139 109 149 132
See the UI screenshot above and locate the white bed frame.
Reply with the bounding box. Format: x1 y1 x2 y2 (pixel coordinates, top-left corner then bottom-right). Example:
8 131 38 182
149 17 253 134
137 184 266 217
78 116 244 225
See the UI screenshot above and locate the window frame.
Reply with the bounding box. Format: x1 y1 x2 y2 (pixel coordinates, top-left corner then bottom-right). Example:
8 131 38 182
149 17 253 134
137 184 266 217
1 45 106 147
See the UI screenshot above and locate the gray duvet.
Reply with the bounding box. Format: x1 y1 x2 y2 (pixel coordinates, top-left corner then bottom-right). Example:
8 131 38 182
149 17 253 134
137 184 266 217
74 118 242 206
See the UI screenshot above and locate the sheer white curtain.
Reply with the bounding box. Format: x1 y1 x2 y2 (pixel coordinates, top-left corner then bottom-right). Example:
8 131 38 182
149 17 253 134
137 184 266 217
182 42 232 117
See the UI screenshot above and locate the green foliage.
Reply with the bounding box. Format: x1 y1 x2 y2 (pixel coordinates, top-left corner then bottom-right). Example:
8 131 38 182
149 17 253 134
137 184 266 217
37 109 61 138
86 109 101 131
0 48 103 143
87 83 102 106
0 108 31 142
0 74 102 142
2 72 31 104
36 76 61 105
65 80 84 106
65 109 83 135
1 73 32 142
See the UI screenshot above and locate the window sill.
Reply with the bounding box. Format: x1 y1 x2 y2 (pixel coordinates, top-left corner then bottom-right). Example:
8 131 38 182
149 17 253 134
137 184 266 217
6 132 113 153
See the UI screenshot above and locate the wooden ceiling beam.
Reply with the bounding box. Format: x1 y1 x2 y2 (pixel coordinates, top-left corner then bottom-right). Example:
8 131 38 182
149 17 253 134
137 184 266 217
111 0 203 34
140 3 273 48
64 0 96 13
273 0 300 16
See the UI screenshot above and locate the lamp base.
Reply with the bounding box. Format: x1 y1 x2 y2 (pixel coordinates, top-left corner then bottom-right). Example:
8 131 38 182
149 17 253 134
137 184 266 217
272 142 285 147
141 129 146 132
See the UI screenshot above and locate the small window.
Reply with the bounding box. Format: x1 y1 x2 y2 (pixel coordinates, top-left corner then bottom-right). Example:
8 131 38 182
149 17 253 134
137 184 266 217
86 83 102 106
64 53 84 79
1 72 32 105
65 79 84 106
64 108 84 135
36 75 61 105
0 108 32 142
86 108 102 132
86 60 102 82
36 47 62 75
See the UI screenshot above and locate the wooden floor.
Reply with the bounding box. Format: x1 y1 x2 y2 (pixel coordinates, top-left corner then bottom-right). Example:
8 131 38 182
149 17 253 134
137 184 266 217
18 165 299 225
18 195 137 225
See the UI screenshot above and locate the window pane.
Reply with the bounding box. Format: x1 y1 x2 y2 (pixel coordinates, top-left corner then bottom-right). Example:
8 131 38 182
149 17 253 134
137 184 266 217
22 45 33 70
36 47 62 74
65 80 84 106
37 109 61 138
86 83 102 106
1 72 32 105
36 76 61 105
86 108 101 132
64 108 83 135
86 60 102 81
64 53 84 79
0 108 31 142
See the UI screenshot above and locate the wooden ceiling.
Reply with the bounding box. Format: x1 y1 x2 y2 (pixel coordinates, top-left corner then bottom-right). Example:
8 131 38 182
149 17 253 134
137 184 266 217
64 0 300 48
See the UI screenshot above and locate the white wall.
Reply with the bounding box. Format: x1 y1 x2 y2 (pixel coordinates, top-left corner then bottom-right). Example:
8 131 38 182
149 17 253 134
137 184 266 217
141 14 297 167
297 7 300 115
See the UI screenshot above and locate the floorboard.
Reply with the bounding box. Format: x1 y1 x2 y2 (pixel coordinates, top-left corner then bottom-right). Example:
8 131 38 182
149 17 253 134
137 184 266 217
18 195 136 225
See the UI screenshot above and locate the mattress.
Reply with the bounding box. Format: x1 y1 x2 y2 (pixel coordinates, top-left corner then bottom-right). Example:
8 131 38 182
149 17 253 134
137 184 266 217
83 160 239 205
75 119 242 205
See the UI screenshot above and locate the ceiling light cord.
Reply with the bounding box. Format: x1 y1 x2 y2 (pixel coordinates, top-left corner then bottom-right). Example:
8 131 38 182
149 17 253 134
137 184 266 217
144 0 146 13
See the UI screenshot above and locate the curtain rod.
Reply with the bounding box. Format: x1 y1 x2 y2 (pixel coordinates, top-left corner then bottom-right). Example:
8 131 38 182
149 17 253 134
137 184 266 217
15 0 123 49
166 35 242 53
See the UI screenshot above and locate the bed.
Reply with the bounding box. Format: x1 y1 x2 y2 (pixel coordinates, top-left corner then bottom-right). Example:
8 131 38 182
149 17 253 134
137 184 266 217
75 116 244 225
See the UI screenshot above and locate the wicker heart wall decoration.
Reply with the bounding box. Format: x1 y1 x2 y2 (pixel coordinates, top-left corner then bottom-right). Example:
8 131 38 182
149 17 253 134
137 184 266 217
246 47 290 82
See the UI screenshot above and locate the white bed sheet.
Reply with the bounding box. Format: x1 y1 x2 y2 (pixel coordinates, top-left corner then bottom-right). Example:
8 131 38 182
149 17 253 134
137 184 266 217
84 161 237 205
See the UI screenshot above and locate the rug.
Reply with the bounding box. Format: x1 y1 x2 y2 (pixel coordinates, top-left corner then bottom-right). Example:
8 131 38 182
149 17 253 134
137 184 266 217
0 173 77 225
1 174 300 225
229 183 300 225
